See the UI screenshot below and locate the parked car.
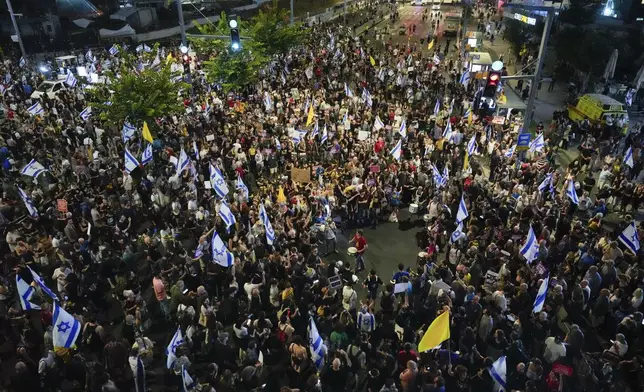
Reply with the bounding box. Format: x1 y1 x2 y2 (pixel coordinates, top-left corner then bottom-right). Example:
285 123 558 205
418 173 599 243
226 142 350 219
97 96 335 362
31 80 67 99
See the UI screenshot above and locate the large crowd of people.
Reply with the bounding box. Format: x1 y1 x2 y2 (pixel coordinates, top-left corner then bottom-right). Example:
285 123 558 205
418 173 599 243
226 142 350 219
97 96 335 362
0 0 642 391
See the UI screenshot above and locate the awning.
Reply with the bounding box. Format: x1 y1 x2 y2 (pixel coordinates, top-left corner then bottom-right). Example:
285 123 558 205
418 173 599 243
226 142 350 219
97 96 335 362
99 24 136 38
72 18 94 28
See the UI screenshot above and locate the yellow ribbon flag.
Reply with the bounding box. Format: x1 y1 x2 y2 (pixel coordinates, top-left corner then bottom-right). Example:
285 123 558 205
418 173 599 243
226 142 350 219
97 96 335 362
142 121 154 143
369 56 376 67
497 92 507 105
165 52 174 64
277 186 287 204
306 103 315 126
417 310 450 352
463 152 470 171
467 110 473 125
427 39 434 51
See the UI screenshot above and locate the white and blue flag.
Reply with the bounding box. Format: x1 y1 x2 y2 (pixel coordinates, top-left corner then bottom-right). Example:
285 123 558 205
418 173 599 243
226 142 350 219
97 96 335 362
236 173 249 201
275 137 282 150
16 275 40 311
362 88 373 107
79 106 92 121
312 121 320 139
618 222 640 254
533 275 550 313
182 365 195 392
504 145 516 158
344 83 354 98
27 102 44 116
520 226 540 264
211 231 234 267
29 266 58 301
456 195 469 223
431 164 443 189
459 70 470 86
209 164 229 199
122 122 136 143
529 133 545 153
264 92 272 112
488 356 507 391
52 301 81 348
176 148 190 177
433 99 440 115
442 121 452 139
321 125 328 144
450 221 465 244
467 134 477 156
259 204 275 245
193 140 199 160
373 116 385 131
65 71 77 88
624 146 634 168
566 179 579 205
442 166 449 187
538 173 553 193
124 148 140 174
218 202 236 231
141 144 153 165
17 186 38 218
399 119 407 139
108 45 119 55
308 317 327 370
19 57 26 67
390 139 402 161
166 327 184 369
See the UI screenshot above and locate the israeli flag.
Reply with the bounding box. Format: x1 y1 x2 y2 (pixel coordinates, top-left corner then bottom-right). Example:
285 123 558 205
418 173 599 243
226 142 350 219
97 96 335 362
431 164 443 189
292 132 303 145
362 88 373 107
108 45 119 55
16 275 40 311
442 166 449 187
311 121 320 139
433 53 441 65
454 196 468 224
399 119 407 138
264 92 272 112
442 121 452 139
538 173 553 193
17 187 38 218
374 116 385 131
504 145 516 158
467 134 477 156
218 202 236 231
176 148 190 177
166 327 184 369
27 102 44 116
209 164 229 199
64 72 77 88
529 133 545 153
275 137 282 150
236 173 249 201
378 68 385 82
566 179 579 205
52 301 81 348
488 356 507 391
520 226 540 264
29 266 58 301
624 146 634 168
450 221 465 243
390 139 402 161
135 356 146 392
308 317 327 370
533 275 549 313
321 126 328 144
433 99 440 115
151 54 161 68
19 57 26 67
211 231 234 267
0 84 5 95
124 148 140 173
449 98 455 115
464 106 471 119
618 222 640 254
20 159 47 179
141 144 153 165
259 204 275 245
182 365 195 392
79 106 92 121
459 70 470 86
344 83 354 98
122 122 136 143
193 140 199 160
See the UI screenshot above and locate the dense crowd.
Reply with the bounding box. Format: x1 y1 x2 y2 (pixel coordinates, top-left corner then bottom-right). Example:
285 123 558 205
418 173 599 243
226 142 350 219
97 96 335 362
0 1 642 392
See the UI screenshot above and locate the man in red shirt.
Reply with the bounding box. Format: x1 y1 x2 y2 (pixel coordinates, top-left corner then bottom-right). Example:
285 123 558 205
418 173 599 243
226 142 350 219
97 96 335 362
350 229 368 272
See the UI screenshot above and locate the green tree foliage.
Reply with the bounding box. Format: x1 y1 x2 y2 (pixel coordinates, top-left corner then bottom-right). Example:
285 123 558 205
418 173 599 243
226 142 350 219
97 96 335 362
559 0 602 25
87 44 189 127
250 0 305 56
554 27 615 77
502 19 531 57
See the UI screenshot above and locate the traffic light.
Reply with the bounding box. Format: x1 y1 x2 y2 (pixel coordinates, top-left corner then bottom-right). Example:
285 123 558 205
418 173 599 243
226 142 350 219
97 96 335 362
229 17 241 51
483 70 501 98
182 54 191 74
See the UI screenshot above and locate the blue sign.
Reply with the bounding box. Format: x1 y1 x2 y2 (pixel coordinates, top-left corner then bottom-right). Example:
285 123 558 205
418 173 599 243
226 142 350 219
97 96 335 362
516 133 531 151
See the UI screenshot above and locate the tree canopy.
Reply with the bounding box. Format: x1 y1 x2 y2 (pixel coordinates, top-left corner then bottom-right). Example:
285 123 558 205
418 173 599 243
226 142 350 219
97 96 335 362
250 0 305 56
554 27 616 77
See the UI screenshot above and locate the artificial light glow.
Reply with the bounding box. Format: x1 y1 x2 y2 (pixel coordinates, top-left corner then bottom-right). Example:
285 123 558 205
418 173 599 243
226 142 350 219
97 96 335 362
491 61 504 71
179 44 189 54
229 19 238 28
39 65 49 73
490 74 500 81
231 42 240 51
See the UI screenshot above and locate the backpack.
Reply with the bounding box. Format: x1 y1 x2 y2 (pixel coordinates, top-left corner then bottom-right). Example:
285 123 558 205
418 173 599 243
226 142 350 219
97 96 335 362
276 324 288 343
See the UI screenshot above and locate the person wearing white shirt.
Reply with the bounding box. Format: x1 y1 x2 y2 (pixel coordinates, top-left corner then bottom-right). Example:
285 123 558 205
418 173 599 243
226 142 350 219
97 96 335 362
608 334 628 357
342 282 358 311
543 336 566 363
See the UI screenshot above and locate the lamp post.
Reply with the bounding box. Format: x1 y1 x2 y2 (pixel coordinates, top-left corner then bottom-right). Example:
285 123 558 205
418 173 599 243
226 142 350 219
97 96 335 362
6 0 26 59
175 0 188 48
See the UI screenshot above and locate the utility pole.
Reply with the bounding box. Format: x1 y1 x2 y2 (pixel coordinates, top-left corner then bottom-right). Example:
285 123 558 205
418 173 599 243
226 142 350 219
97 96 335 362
521 8 554 133
6 0 26 59
290 0 294 24
176 0 187 47
344 0 347 24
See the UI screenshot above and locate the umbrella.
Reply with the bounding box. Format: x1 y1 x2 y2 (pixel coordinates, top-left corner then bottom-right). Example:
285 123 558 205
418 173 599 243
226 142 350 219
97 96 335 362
602 49 618 81
633 61 644 91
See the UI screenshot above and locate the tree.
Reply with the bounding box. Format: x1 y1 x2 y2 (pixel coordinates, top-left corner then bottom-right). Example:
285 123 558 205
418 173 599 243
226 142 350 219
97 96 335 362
250 0 305 56
502 19 531 58
554 27 615 77
559 0 602 25
87 44 190 128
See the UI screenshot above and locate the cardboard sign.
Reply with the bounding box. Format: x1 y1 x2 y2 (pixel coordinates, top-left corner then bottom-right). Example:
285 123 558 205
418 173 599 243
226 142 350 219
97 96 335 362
492 116 505 125
57 199 68 213
358 130 370 141
328 275 342 289
370 165 380 173
291 167 311 183
394 282 411 294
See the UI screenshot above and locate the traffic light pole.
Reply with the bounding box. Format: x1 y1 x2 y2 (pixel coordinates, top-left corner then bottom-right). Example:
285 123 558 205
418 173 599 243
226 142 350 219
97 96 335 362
290 0 294 24
518 8 554 133
6 0 26 59
176 0 188 48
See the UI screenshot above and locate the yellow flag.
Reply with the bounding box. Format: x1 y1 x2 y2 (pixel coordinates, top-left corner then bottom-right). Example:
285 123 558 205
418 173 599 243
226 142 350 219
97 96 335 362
369 56 376 67
418 311 450 352
277 186 287 204
165 53 174 64
463 152 470 171
142 121 154 143
427 39 434 51
498 93 507 105
467 110 473 125
87 145 93 160
306 104 315 126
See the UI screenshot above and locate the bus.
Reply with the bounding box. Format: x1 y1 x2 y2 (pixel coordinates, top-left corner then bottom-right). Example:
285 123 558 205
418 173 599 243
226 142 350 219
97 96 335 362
443 11 462 36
